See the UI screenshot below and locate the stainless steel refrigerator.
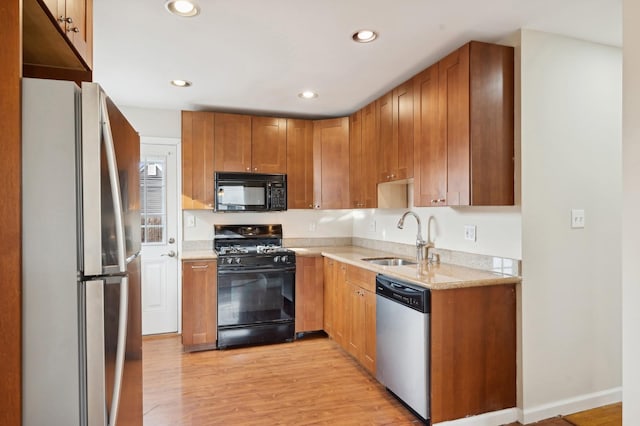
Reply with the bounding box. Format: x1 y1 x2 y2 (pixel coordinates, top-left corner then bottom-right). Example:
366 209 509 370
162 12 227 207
22 78 142 425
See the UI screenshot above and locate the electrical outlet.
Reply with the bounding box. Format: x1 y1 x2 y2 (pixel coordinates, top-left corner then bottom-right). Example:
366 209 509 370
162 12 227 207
464 225 476 242
571 209 585 229
369 220 376 232
308 222 317 232
186 215 196 228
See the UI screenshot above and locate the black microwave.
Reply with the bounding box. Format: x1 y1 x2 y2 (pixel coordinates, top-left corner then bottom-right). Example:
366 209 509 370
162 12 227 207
214 172 287 212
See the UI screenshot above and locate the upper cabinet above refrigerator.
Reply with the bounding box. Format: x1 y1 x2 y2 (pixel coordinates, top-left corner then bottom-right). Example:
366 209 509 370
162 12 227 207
23 0 93 82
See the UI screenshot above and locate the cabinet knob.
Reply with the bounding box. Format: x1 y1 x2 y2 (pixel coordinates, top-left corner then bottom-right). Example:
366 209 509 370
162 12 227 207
308 204 313 208
58 16 73 23
68 27 80 33
253 167 258 171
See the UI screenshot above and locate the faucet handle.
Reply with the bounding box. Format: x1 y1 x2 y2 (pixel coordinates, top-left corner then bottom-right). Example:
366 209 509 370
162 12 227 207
428 252 440 264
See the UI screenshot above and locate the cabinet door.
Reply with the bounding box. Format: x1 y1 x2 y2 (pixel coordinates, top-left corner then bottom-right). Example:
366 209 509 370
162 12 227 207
414 64 446 206
295 256 324 333
360 101 379 207
377 91 395 182
182 111 215 209
393 80 414 180
440 44 471 206
286 119 314 209
65 0 92 67
346 282 364 361
41 0 62 19
362 288 376 375
312 117 350 209
323 258 336 336
430 285 516 423
468 41 515 206
334 262 348 347
214 113 252 172
349 110 364 208
182 260 217 349
251 116 287 173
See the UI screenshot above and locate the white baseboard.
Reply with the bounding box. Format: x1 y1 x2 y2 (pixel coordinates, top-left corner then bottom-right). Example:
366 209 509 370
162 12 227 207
521 387 622 424
432 408 519 426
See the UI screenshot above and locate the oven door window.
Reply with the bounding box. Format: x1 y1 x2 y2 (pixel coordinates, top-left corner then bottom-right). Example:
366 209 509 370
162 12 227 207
218 270 294 327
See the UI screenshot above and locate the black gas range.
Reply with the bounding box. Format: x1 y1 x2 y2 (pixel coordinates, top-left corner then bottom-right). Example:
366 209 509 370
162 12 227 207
214 224 295 348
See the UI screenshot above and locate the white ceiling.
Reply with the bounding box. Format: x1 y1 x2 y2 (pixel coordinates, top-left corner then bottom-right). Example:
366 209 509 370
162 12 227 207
93 0 621 118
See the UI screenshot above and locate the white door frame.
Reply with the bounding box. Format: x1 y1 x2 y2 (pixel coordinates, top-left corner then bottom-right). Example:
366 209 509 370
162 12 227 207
140 136 182 334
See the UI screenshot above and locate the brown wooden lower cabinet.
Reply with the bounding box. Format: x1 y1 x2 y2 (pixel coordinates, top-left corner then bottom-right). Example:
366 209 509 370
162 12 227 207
430 284 517 423
321 257 516 422
295 256 324 333
182 260 218 351
323 259 377 376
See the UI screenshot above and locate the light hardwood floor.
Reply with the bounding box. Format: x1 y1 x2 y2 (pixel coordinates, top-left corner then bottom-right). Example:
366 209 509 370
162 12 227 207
143 334 421 425
143 334 621 426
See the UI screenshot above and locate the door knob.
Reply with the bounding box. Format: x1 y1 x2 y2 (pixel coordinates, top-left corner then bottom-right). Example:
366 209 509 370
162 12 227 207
162 250 176 257
168 237 175 244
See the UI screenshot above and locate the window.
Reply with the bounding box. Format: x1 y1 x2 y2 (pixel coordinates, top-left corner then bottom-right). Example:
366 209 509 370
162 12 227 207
140 158 167 244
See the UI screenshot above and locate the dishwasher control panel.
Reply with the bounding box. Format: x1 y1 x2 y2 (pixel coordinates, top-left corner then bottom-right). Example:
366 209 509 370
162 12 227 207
375 274 430 313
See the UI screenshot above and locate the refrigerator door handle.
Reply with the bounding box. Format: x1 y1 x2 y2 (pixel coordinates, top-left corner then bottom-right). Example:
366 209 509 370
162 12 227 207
100 91 127 273
99 91 129 426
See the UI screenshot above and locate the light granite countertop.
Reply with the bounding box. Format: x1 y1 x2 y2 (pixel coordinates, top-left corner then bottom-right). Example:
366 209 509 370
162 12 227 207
181 250 217 260
290 246 520 290
180 245 520 290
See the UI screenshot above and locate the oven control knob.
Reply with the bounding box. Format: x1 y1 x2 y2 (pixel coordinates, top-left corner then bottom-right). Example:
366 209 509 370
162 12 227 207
235 258 241 264
227 258 233 264
273 256 280 263
281 255 289 263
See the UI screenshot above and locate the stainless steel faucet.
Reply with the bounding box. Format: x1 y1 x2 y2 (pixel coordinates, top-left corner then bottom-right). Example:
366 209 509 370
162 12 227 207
397 211 438 264
397 211 427 264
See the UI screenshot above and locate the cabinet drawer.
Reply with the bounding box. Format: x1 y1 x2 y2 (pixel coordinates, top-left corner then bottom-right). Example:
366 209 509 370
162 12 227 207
346 264 376 292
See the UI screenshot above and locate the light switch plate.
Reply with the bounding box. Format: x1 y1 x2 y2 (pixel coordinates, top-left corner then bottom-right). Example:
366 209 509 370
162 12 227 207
571 209 585 229
464 225 476 242
186 215 196 228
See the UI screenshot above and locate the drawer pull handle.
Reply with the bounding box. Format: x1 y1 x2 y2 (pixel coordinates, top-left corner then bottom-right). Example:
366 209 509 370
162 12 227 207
191 265 209 269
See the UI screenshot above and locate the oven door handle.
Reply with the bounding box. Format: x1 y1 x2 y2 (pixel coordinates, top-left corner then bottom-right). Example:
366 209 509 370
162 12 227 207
218 267 296 275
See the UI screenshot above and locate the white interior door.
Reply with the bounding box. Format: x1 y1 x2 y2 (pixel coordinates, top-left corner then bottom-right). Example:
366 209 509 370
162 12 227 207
140 142 179 335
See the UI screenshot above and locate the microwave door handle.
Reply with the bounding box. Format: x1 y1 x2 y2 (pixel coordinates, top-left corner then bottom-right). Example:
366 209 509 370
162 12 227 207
100 91 128 426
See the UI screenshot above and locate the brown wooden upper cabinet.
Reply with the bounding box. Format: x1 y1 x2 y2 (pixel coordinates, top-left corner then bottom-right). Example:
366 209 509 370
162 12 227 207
349 102 379 208
414 41 514 206
286 119 315 209
250 117 288 173
182 111 215 210
23 0 93 79
213 113 253 172
313 117 351 209
378 80 414 183
213 113 287 174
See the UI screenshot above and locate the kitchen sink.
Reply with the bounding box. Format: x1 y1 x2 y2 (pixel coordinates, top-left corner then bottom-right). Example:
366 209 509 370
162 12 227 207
361 257 417 266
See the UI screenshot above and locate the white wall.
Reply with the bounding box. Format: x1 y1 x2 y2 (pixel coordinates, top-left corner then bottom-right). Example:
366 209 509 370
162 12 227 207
520 30 622 422
120 106 181 138
183 209 354 241
352 202 522 259
622 0 640 423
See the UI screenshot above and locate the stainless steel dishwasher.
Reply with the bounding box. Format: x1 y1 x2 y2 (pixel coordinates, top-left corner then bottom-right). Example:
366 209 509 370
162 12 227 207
376 274 430 423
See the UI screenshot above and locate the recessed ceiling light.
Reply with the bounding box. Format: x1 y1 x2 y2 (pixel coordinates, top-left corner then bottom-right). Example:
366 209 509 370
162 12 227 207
171 79 192 87
352 29 378 43
298 90 318 99
165 0 200 17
